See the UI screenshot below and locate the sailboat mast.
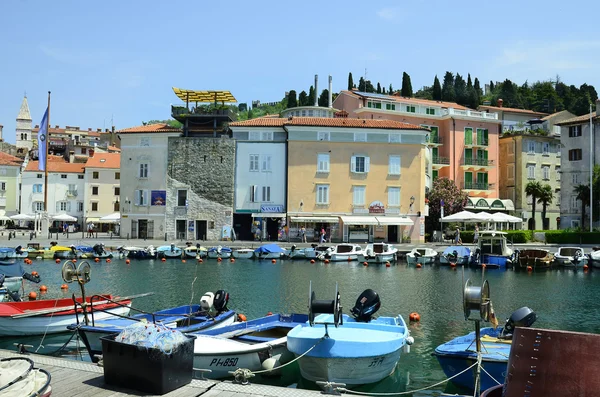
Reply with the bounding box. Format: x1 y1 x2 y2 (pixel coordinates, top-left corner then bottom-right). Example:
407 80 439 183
44 91 51 212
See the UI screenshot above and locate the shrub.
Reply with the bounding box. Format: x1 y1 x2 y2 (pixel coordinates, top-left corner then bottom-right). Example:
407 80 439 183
505 230 530 243
544 231 600 244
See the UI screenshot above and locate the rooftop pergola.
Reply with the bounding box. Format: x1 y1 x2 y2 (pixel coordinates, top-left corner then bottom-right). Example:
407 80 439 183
172 88 237 109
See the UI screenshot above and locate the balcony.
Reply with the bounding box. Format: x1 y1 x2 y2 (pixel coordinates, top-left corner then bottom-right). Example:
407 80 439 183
427 135 443 146
460 158 494 170
356 100 499 121
67 190 78 197
464 139 488 148
432 156 450 169
444 108 499 120
462 182 491 192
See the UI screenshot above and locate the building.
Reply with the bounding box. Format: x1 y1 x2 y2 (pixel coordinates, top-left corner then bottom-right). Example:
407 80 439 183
555 104 600 229
15 96 33 152
31 125 115 159
0 152 23 217
333 91 507 212
83 153 121 231
478 100 548 133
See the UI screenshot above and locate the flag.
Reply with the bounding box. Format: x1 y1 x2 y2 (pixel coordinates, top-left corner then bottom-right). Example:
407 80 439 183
37 108 48 171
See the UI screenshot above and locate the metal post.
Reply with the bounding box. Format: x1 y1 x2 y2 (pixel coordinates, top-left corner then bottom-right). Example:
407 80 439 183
590 104 594 232
474 319 482 397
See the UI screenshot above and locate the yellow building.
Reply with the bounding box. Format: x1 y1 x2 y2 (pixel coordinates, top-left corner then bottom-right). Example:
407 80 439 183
83 153 121 231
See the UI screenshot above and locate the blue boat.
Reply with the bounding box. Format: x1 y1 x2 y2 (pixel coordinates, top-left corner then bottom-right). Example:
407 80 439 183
207 246 232 259
287 287 413 385
439 246 472 265
0 246 27 265
0 261 41 301
433 307 537 391
474 231 514 269
156 244 183 259
254 243 285 259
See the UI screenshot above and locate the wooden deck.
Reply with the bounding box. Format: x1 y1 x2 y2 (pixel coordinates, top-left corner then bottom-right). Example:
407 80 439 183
0 349 322 397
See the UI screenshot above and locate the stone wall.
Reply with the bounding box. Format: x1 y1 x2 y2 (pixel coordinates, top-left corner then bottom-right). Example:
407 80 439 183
166 136 235 240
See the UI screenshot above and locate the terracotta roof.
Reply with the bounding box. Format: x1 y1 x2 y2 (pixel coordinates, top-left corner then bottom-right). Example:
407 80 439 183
32 126 112 135
555 114 600 126
230 117 427 131
343 90 469 110
88 131 101 137
478 105 547 116
84 153 120 169
25 160 85 173
107 145 121 152
117 123 181 134
0 152 23 166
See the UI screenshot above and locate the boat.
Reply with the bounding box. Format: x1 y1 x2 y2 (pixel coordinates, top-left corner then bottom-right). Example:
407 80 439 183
25 243 44 259
183 245 207 259
157 244 183 259
588 247 600 269
304 245 333 260
207 246 232 259
474 231 514 269
434 307 537 392
283 245 308 260
51 245 77 259
0 263 41 302
118 245 157 259
0 295 132 336
515 248 553 270
439 246 472 266
287 286 413 385
363 243 398 263
406 247 438 265
553 246 587 267
232 248 254 259
71 290 237 362
321 244 363 262
191 312 309 379
0 357 52 397
0 247 18 265
254 243 285 259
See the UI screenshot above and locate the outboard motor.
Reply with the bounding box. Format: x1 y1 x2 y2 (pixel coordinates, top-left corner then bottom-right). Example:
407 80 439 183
170 244 176 253
291 244 297 253
499 306 537 340
200 292 215 313
213 290 229 313
93 244 103 255
351 289 381 322
15 246 23 255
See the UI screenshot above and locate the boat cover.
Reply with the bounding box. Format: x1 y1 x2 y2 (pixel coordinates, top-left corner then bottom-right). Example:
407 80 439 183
254 244 285 254
0 263 24 278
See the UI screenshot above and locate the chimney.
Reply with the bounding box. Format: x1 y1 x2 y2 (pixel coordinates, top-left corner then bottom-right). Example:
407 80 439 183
596 99 600 117
0 125 3 141
497 98 504 108
328 75 333 108
88 128 91 131
314 74 318 107
69 150 75 164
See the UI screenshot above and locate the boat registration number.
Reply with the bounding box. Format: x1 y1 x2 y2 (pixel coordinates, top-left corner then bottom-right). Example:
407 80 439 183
209 358 239 367
368 357 384 367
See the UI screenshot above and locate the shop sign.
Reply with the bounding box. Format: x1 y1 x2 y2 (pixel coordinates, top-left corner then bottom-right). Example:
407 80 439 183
368 201 385 214
353 208 369 214
260 205 283 213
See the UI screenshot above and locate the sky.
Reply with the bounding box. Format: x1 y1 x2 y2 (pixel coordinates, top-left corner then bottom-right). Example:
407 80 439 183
1 0 598 143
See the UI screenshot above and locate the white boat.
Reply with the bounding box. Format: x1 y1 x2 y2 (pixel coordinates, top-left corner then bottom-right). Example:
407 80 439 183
207 246 232 259
284 245 307 259
304 245 332 259
589 248 600 269
322 244 363 261
363 243 398 263
157 244 183 259
406 248 438 265
439 246 473 266
554 247 587 267
183 245 207 259
232 248 254 259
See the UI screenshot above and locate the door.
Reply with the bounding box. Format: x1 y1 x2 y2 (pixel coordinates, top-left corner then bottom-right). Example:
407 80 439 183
266 218 279 241
233 214 253 241
196 220 207 241
138 220 148 240
430 126 439 143
464 172 473 189
432 147 439 159
387 225 398 243
477 172 488 189
464 128 473 145
147 220 154 239
132 220 138 239
465 149 473 165
176 220 186 240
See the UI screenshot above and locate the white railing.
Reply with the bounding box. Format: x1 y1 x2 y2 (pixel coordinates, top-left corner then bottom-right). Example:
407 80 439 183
363 101 499 121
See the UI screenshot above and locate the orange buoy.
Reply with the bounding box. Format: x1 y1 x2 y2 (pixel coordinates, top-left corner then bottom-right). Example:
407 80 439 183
28 292 37 301
39 285 48 292
230 258 235 263
363 261 368 266
238 314 247 322
385 262 391 267
527 265 533 272
482 263 487 269
450 262 456 268
198 258 203 263
347 257 352 262
267 311 273 316
61 284 68 290
416 263 422 268
106 258 111 263
324 259 330 264
95 258 100 263
310 259 315 264
125 259 131 264
409 312 421 322
24 259 29 264
161 258 166 262
31 271 39 277
584 264 589 271
55 258 60 264
181 259 186 263
217 257 222 262
271 259 277 264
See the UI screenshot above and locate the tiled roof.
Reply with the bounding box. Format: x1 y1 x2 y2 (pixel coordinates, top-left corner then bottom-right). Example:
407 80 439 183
32 126 112 135
117 123 182 134
344 90 469 110
25 160 85 173
107 145 121 152
478 105 547 116
541 110 572 121
84 153 120 169
230 117 426 130
0 152 23 166
555 114 599 126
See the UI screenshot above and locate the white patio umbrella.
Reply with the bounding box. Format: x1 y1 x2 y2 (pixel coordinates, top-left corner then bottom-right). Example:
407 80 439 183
99 212 120 223
52 213 77 222
491 212 523 223
0 214 10 221
10 213 35 221
441 210 482 223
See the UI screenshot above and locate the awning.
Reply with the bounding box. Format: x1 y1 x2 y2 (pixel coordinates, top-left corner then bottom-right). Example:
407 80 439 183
251 213 286 218
340 216 379 226
86 217 101 223
375 216 414 226
290 216 339 223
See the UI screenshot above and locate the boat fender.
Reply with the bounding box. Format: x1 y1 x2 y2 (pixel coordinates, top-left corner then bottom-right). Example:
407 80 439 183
406 336 414 345
261 354 282 372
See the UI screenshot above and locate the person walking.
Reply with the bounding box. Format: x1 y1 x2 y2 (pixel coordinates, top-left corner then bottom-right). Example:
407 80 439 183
300 226 307 243
474 225 480 244
320 227 326 243
455 227 462 245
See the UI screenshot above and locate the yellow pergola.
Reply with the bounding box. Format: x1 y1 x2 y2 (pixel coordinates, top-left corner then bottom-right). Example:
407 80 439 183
172 87 237 104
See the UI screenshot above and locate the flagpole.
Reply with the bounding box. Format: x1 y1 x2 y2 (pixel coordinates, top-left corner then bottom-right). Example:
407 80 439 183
44 91 51 212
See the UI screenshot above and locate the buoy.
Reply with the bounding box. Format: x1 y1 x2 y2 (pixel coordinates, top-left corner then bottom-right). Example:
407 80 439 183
39 285 48 292
363 261 368 266
106 258 111 263
31 271 39 277
482 263 487 269
181 259 186 263
161 258 166 262
55 259 60 264
267 311 273 316
217 257 222 262
238 314 247 322
28 292 37 301
271 259 277 264
230 258 235 263
324 259 330 264
24 259 29 264
527 265 533 272
409 312 421 322
95 258 100 263
584 264 589 271
61 284 68 290
125 259 130 264
198 258 203 263
310 259 315 264
385 262 391 267
450 262 456 268
347 257 352 262
416 263 422 268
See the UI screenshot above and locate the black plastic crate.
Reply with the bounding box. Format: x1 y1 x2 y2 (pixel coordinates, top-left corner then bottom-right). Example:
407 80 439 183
100 333 196 395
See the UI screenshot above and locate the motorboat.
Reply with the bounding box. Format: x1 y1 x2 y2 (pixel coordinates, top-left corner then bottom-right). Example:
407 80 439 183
0 264 41 302
0 357 52 397
363 243 398 263
284 245 307 260
439 246 472 266
515 248 553 270
0 247 19 265
254 243 285 259
287 286 413 385
207 246 232 259
25 243 44 259
406 248 438 265
304 245 333 260
78 244 113 259
474 231 514 269
553 246 587 267
191 312 308 379
434 307 537 392
183 245 207 259
321 244 363 261
232 248 254 259
51 245 77 259
71 290 237 362
588 247 600 269
118 245 157 259
157 244 183 259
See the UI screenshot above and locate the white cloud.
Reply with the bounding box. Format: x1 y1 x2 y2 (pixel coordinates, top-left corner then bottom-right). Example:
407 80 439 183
376 7 401 21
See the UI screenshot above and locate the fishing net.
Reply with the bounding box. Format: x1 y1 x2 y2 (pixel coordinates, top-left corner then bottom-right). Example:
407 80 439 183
116 321 189 354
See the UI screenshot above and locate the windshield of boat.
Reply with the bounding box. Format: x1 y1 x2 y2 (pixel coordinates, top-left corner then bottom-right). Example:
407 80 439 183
337 245 354 253
560 248 581 256
481 239 504 255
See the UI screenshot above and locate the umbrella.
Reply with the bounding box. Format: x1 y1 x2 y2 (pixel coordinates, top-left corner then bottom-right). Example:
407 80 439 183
441 211 479 223
99 213 120 223
10 214 35 221
490 212 522 223
0 214 11 221
52 214 77 222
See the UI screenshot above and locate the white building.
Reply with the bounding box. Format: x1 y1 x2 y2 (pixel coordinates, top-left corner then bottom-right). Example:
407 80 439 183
229 124 287 241
16 96 33 151
83 153 120 231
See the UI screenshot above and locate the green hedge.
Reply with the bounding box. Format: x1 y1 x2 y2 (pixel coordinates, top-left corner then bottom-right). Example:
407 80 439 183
544 231 600 244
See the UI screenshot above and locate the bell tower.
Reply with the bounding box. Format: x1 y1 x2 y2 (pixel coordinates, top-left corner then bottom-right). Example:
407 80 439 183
16 95 33 150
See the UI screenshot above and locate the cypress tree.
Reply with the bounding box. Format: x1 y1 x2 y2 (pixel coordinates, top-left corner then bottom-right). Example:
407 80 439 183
389 84 394 94
489 80 495 92
401 72 413 97
308 85 315 105
298 90 308 106
318 89 329 107
441 72 455 102
348 72 354 91
358 77 366 92
432 76 442 100
287 90 298 108
377 82 382 94
474 78 482 97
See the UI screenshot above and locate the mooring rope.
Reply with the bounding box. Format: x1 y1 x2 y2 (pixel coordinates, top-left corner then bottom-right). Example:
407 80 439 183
250 335 327 375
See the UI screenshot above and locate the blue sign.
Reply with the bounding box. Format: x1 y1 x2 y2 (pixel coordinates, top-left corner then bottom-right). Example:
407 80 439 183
260 205 283 213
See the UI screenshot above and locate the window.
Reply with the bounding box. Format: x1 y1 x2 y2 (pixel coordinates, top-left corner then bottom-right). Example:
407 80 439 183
568 125 582 137
571 219 580 228
388 187 400 207
261 131 273 141
0 182 5 191
33 184 42 193
77 202 84 212
351 155 370 173
115 172 120 180
57 201 70 211
354 132 367 142
249 131 260 140
542 142 550 155
316 185 329 204
367 101 382 109
464 128 473 145
385 103 396 110
527 141 535 154
317 153 330 173
140 137 151 146
572 173 579 185
68 184 77 196
568 149 582 161
135 189 148 206
93 171 99 179
249 154 259 171
92 186 99 195
114 201 120 211
33 202 44 211
353 186 365 206
556 166 561 180
91 202 98 211
542 166 550 180
426 107 436 115
261 155 272 172
61 174 67 179
37 174 42 179
249 185 257 202
571 195 578 210
388 155 401 175
389 133 401 143
78 175 84 179
405 105 416 113
555 190 561 205
527 164 535 179
177 189 187 206
318 131 330 141
262 186 271 202
81 148 87 154
139 163 148 178
114 187 120 196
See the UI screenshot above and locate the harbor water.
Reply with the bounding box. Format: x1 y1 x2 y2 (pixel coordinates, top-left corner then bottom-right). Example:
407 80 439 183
3 256 600 395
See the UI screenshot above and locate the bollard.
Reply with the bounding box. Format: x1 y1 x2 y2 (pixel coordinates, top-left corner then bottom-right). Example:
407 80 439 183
127 232 130 240
164 233 167 241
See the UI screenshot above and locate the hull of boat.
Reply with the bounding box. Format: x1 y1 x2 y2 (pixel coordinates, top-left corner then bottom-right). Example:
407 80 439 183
184 250 206 259
374 253 396 263
329 253 359 262
407 256 436 265
436 355 507 391
255 252 281 259
590 258 600 269
232 251 253 259
207 251 232 259
554 257 588 267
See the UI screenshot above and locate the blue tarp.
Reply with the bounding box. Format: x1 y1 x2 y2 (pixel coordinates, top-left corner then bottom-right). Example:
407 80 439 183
254 244 285 254
442 246 471 257
0 263 25 278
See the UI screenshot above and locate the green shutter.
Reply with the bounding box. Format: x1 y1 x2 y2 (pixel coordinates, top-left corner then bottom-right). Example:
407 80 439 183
477 129 483 145
465 172 473 185
432 148 439 158
431 126 438 141
465 148 472 162
465 128 473 145
484 150 488 161
484 129 489 145
433 170 438 180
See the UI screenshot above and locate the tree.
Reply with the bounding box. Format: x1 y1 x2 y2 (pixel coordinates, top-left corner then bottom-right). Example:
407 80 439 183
489 81 495 92
365 80 375 93
347 72 354 91
574 184 591 229
298 90 308 106
537 184 554 230
414 86 433 100
143 119 182 129
358 77 366 92
318 89 329 107
474 78 482 98
454 73 467 106
401 72 413 97
389 84 394 95
247 108 254 119
571 92 593 115
287 90 298 108
432 76 442 100
308 85 315 106
525 181 543 230
425 177 469 235
441 72 455 102
376 82 382 94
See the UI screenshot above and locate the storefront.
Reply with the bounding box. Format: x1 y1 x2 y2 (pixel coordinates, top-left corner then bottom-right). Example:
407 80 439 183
288 215 340 242
251 205 286 241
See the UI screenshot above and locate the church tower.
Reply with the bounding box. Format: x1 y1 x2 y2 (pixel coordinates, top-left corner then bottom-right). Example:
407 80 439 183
16 96 33 150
